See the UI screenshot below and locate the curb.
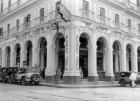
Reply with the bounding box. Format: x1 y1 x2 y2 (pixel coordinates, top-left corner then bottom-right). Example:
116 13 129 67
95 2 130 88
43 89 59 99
39 82 120 88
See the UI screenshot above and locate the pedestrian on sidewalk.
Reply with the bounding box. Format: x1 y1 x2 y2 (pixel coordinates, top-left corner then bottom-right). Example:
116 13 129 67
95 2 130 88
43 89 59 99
55 67 61 84
79 67 83 79
130 70 137 87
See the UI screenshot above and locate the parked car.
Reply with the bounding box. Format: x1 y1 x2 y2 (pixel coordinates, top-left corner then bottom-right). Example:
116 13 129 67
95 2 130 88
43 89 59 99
118 72 137 87
0 67 8 83
0 67 18 83
8 67 40 86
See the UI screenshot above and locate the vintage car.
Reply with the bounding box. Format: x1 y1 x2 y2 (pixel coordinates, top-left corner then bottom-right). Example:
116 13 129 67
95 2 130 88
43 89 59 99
0 67 8 82
0 67 18 83
118 72 137 87
8 67 40 86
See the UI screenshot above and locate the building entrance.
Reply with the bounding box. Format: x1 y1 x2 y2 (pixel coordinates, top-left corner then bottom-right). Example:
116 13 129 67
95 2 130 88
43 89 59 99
56 34 65 80
39 37 47 79
79 34 88 79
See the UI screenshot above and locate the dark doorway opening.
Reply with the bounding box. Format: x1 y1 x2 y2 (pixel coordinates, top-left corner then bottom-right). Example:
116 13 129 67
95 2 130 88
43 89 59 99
79 35 88 79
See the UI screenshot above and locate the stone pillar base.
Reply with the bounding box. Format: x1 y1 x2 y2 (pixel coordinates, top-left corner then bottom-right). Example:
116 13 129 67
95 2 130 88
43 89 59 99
88 76 98 82
45 76 55 82
105 76 115 81
63 76 81 84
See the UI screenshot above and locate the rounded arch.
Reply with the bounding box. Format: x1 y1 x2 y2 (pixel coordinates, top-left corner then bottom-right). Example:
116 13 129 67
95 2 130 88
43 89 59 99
79 32 91 79
54 33 65 80
5 46 11 67
126 43 134 71
37 37 47 79
14 43 21 66
25 40 33 66
112 40 123 80
96 36 109 81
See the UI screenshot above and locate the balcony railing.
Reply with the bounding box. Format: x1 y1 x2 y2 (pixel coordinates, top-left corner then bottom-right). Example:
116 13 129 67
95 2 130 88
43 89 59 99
113 21 125 30
125 26 137 34
97 15 110 26
79 9 95 21
1 9 140 40
0 0 36 18
2 11 60 39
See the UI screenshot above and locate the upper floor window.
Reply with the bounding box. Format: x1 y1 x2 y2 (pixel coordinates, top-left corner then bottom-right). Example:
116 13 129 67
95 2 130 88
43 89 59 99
115 14 119 26
8 0 11 7
100 7 105 23
82 0 89 18
7 24 10 34
0 28 3 36
1 0 3 12
40 8 44 21
16 19 20 31
24 14 31 29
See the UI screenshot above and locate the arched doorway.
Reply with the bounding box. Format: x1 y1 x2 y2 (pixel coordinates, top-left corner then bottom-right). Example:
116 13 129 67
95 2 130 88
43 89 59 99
113 41 121 80
126 44 133 71
55 33 65 80
39 37 47 79
0 48 2 67
137 47 140 72
15 44 20 67
6 46 11 67
26 41 32 66
96 37 107 81
79 33 88 79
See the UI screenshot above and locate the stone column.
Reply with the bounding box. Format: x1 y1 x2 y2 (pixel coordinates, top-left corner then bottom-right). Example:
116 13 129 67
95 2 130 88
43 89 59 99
115 54 119 71
106 41 114 81
10 46 15 67
20 43 26 67
63 26 81 84
133 45 138 72
88 34 98 81
2 48 6 67
122 42 127 71
45 40 56 82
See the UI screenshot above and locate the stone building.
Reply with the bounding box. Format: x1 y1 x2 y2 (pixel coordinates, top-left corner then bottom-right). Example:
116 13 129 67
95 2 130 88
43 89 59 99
0 0 140 84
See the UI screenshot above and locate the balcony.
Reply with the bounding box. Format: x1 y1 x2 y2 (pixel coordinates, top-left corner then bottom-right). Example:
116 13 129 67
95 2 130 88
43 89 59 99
79 9 95 22
0 0 37 18
113 21 125 31
125 26 137 35
97 15 111 26
2 11 60 40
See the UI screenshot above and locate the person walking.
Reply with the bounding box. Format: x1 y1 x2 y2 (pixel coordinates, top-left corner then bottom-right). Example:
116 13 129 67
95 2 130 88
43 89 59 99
79 67 83 79
130 70 137 87
55 67 61 84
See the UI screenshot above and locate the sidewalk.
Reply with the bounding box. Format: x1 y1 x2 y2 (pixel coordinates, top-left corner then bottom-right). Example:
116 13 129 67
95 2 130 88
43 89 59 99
39 80 120 88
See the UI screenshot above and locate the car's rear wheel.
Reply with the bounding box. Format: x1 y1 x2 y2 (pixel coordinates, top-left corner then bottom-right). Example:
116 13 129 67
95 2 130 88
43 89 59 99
35 81 39 85
21 78 26 86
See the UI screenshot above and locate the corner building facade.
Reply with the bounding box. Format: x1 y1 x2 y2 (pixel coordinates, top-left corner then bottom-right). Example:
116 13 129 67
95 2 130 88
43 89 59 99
0 0 140 84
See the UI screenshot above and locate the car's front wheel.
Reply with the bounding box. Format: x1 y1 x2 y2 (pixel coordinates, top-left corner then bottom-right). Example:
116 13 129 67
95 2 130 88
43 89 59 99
21 78 26 86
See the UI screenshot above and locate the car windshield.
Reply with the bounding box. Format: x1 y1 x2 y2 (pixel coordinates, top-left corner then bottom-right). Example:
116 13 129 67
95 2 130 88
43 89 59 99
18 68 27 73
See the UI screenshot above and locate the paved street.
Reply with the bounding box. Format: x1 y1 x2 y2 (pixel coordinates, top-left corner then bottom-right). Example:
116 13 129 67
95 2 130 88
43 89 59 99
0 83 140 101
